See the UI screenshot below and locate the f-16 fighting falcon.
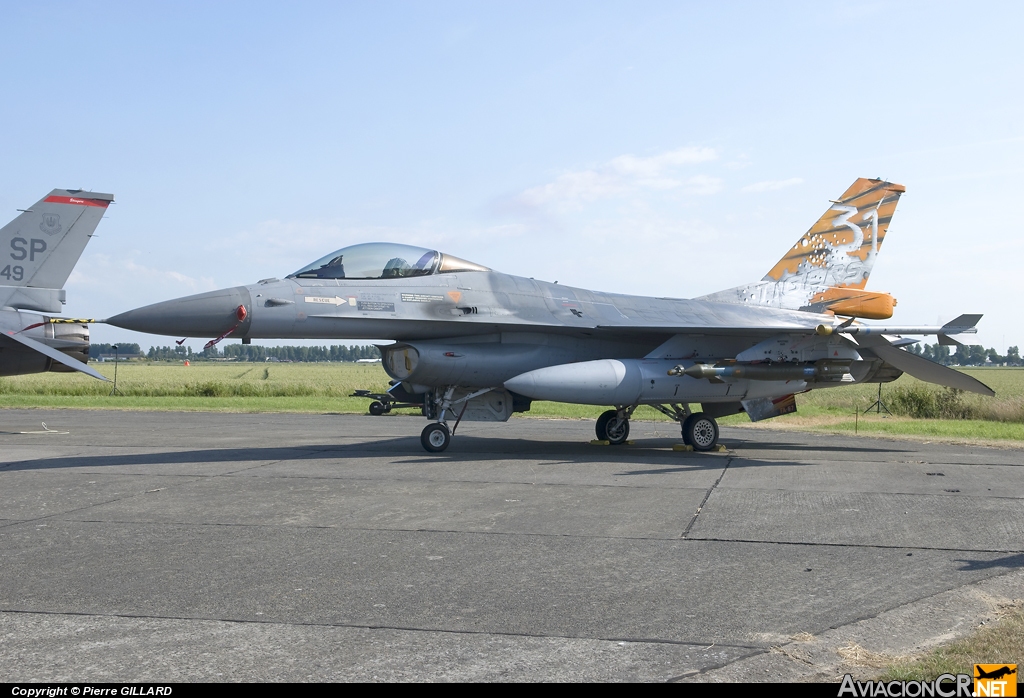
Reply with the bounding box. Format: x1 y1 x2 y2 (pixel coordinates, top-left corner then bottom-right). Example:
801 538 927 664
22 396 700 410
107 178 992 452
0 189 112 381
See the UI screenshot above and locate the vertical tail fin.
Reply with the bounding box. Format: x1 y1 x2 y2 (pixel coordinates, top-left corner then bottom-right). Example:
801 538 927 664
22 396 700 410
699 178 904 318
763 178 904 289
0 189 114 312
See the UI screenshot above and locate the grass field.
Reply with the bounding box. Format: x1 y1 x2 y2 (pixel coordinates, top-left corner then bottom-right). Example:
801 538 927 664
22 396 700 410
878 605 1024 681
1 362 1022 443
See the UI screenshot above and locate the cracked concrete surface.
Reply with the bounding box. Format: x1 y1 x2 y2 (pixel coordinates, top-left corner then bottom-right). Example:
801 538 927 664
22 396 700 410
1 410 1021 682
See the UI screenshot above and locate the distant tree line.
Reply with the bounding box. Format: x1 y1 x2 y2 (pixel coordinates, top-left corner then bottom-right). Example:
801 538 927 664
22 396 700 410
907 343 1021 366
130 344 382 362
90 341 1021 366
89 343 142 357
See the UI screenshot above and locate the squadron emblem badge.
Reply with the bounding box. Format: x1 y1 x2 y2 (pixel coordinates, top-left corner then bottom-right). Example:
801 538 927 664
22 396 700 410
39 213 62 236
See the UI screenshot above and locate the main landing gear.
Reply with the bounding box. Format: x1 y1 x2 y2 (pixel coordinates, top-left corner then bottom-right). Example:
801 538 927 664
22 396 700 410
610 403 720 451
681 412 720 451
595 406 635 445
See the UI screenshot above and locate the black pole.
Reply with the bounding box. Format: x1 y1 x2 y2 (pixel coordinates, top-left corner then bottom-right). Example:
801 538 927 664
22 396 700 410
109 345 120 396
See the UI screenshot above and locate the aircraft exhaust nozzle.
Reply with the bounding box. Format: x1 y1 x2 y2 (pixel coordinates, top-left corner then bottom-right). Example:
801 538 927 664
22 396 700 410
107 286 253 338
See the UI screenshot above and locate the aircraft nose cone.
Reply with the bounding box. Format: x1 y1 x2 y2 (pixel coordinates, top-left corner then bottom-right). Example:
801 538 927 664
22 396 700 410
107 286 252 337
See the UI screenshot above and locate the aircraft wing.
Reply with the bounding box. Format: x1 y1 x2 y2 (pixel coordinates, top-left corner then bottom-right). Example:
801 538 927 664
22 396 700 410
855 335 994 396
0 330 108 381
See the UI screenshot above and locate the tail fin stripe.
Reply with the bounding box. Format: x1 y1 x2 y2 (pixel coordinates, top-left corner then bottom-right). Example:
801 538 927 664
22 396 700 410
43 195 111 208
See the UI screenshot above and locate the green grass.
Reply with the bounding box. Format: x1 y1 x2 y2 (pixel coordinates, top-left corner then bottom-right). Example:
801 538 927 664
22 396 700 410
0 362 392 411
877 606 1024 681
799 368 1024 422
743 368 1024 444
1 362 1023 443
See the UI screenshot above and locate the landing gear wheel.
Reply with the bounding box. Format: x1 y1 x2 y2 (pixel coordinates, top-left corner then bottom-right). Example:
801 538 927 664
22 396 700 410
383 403 393 413
596 410 630 445
368 401 386 416
595 410 615 441
606 418 629 445
681 414 695 446
421 423 451 453
683 412 719 451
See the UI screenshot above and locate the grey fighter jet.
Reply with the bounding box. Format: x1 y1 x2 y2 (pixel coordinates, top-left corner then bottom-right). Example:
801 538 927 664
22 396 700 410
1 190 112 381
107 178 992 452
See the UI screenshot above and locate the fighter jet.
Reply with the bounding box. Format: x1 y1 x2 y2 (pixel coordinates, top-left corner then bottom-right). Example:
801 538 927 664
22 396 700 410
0 189 112 381
107 178 992 452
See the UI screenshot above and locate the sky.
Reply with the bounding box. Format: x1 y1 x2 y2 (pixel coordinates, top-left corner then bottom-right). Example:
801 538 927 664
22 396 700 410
2 1 1022 353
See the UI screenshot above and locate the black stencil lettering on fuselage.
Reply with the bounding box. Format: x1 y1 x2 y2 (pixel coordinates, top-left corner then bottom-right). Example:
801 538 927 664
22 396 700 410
357 301 396 312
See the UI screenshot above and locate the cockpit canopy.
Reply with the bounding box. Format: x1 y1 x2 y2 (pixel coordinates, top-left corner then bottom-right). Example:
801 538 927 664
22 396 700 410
288 242 491 280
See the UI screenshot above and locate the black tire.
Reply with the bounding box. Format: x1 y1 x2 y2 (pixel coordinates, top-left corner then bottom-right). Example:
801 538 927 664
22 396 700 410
420 423 451 453
383 403 393 413
596 410 630 443
595 410 616 441
683 412 719 451
681 414 695 446
368 401 386 416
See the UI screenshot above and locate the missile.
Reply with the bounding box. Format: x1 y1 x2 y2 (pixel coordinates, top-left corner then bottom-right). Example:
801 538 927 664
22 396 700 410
815 313 982 338
670 360 850 382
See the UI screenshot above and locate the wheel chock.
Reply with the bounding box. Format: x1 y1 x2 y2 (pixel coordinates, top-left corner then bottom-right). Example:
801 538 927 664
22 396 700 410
673 443 730 453
588 440 636 446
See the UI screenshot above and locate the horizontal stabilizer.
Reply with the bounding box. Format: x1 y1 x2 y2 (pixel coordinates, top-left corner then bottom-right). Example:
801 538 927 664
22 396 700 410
1 330 108 381
858 336 994 396
943 314 982 330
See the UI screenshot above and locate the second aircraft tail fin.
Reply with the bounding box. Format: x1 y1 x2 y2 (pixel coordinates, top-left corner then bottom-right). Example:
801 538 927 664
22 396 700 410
0 189 114 312
0 189 114 289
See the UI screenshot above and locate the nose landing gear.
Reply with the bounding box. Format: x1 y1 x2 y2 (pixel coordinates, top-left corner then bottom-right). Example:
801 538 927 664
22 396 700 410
421 422 451 452
418 386 494 453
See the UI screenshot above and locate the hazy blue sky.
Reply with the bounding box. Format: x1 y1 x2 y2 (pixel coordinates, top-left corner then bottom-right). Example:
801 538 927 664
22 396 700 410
2 1 1021 351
